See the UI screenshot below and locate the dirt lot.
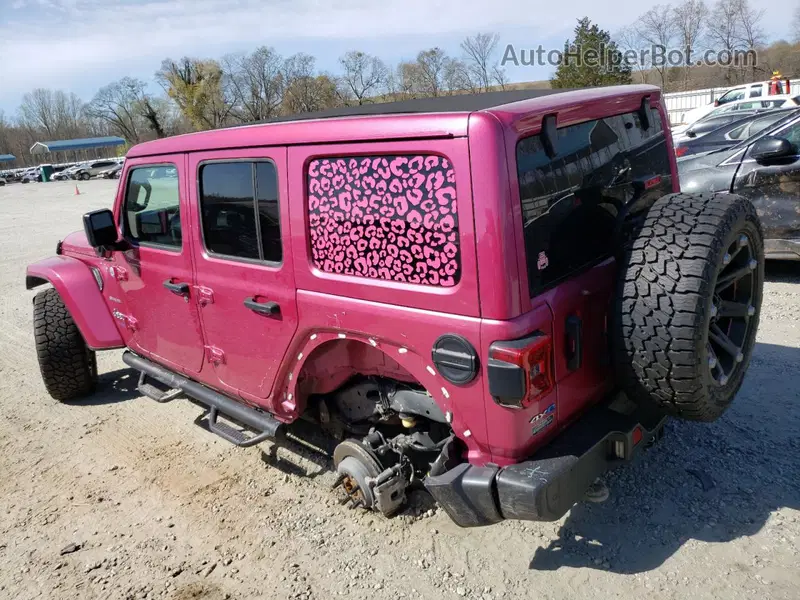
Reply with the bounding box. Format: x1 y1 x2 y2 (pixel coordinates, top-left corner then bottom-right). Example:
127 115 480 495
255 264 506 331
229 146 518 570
0 180 798 600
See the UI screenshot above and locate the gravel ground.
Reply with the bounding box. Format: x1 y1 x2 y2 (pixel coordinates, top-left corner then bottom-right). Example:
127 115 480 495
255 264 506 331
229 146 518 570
0 180 798 600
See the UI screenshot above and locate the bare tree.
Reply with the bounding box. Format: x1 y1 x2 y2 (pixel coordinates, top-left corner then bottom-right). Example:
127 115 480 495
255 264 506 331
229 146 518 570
635 5 678 90
18 89 59 138
338 51 388 105
86 78 148 143
492 64 509 90
388 62 422 100
444 58 476 93
673 0 709 89
55 92 86 139
793 4 800 43
707 0 742 83
460 33 504 91
281 53 318 113
735 0 766 79
223 47 284 122
616 26 649 84
17 89 87 139
415 48 450 97
281 54 339 113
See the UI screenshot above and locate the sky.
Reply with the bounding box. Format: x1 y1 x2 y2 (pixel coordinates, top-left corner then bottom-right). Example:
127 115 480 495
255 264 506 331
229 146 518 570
0 0 788 114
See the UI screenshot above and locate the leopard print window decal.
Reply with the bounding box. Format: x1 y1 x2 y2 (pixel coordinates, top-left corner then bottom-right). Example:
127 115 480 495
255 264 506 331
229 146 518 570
307 155 461 287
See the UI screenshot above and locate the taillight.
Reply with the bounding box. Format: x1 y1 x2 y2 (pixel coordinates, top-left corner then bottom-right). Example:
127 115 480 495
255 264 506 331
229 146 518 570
487 332 554 409
675 146 689 157
632 426 644 446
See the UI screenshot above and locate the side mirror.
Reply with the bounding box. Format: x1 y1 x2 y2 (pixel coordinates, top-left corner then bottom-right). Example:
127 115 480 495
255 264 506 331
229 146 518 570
750 136 797 164
83 209 119 248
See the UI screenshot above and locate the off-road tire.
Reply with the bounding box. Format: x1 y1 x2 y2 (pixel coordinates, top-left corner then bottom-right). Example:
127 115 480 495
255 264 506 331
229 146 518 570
613 192 764 422
33 288 97 401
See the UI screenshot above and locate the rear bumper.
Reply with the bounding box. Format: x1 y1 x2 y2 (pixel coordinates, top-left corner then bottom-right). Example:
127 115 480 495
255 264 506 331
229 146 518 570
425 398 667 527
764 238 800 261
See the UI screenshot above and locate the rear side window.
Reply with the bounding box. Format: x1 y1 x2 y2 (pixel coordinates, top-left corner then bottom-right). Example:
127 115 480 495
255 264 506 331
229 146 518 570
199 161 282 263
307 155 460 287
749 88 763 98
516 107 670 296
729 112 790 141
123 165 181 248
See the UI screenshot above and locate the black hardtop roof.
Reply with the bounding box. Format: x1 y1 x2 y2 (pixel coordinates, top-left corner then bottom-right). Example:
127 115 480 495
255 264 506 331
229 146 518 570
243 88 569 126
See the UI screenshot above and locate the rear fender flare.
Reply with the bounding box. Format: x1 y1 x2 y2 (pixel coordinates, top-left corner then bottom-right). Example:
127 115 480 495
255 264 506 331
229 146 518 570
26 256 124 350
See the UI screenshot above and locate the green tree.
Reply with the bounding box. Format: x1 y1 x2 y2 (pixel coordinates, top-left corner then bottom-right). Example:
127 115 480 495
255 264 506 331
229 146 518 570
551 18 632 88
156 57 233 130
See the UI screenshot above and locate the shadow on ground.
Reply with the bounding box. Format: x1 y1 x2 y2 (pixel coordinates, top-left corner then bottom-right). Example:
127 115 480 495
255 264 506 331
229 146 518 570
765 260 800 283
65 367 140 406
530 341 800 574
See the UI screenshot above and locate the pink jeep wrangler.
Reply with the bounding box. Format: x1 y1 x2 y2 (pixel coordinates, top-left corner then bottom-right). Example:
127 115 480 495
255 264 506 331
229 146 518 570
27 86 764 527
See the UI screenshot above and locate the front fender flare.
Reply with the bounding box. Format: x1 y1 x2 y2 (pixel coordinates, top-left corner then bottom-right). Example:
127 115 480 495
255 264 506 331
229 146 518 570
26 256 124 350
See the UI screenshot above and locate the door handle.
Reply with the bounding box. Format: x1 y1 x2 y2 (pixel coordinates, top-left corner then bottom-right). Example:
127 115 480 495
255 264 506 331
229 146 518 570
565 315 583 371
163 280 190 295
244 297 280 316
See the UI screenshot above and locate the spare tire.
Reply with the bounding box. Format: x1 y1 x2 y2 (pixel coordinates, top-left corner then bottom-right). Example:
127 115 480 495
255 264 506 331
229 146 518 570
613 192 764 422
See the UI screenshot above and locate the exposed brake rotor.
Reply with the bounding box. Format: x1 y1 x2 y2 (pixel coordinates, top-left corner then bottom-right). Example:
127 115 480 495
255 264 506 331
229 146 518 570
331 439 383 510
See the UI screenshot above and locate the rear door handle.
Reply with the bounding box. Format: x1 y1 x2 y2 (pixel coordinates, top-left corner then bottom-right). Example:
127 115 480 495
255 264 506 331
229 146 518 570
565 315 583 371
244 297 280 316
163 280 190 295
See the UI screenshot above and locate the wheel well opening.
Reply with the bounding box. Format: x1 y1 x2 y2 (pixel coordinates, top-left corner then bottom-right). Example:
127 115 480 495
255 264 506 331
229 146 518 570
296 339 419 407
26 275 49 290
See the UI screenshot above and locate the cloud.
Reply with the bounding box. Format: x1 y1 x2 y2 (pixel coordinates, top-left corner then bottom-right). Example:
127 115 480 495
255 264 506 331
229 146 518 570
0 0 784 111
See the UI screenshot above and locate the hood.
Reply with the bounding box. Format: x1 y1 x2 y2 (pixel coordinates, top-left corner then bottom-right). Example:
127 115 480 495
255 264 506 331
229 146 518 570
678 147 736 172
60 229 96 258
677 148 738 194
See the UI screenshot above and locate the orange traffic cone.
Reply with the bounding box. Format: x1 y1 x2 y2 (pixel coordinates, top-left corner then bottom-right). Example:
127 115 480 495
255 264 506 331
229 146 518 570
74 185 81 196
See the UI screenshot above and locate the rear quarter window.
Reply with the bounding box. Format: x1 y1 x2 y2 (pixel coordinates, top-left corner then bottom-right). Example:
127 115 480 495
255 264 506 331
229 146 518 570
306 154 460 287
516 106 671 296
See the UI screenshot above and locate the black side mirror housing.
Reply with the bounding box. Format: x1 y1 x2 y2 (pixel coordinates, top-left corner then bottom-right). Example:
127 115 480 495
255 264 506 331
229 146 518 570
750 136 796 164
83 209 119 248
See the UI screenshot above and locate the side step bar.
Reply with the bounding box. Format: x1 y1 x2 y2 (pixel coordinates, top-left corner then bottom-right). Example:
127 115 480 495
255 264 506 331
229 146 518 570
122 351 283 446
137 371 182 403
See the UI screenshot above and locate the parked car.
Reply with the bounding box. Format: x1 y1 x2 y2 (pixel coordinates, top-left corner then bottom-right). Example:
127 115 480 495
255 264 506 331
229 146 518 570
708 95 799 116
680 108 800 260
675 94 800 136
52 164 85 181
20 168 40 183
674 108 797 158
673 110 764 144
72 160 118 180
678 80 795 126
99 163 122 179
0 176 6 186
26 85 764 528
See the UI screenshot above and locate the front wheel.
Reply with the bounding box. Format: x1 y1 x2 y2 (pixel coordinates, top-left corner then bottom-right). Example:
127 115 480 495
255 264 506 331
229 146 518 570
33 288 97 401
613 192 764 422
79 172 90 181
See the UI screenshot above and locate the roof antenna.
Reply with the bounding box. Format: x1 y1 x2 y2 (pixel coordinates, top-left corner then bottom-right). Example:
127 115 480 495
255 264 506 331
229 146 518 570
541 114 558 158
